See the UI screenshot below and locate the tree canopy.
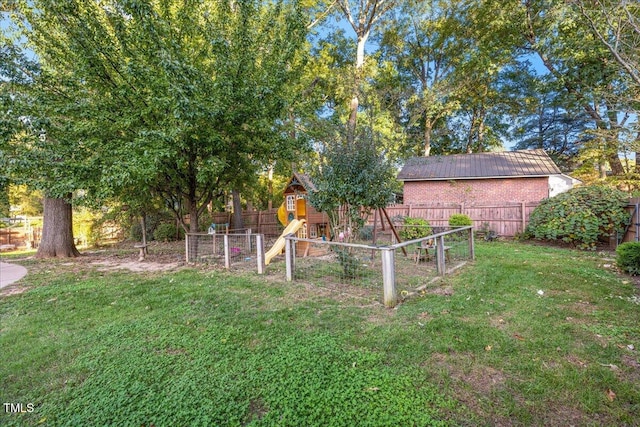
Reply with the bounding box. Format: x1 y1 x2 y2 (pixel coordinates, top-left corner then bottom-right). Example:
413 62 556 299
4 0 309 233
2 0 639 256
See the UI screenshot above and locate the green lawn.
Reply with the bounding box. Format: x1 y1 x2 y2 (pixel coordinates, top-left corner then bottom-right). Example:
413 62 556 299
1 241 639 426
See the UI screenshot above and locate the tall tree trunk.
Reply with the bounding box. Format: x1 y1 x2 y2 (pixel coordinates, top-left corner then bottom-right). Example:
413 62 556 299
267 165 274 210
231 189 244 231
347 32 370 145
188 197 199 233
36 196 80 258
423 115 432 157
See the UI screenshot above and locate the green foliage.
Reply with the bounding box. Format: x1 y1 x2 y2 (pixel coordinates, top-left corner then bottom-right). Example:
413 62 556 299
359 225 374 241
5 0 309 234
398 217 432 241
335 248 362 279
309 130 396 240
525 186 629 249
72 208 102 247
616 242 640 275
153 223 182 242
448 213 472 227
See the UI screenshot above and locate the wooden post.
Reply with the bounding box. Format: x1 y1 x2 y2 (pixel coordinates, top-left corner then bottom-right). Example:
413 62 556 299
285 235 293 281
408 204 412 217
381 248 397 308
224 234 230 269
521 201 526 233
256 234 265 274
468 226 475 260
381 208 407 257
436 235 446 275
185 234 190 263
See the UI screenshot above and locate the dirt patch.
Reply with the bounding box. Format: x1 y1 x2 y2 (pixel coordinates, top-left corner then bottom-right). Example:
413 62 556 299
91 259 184 273
0 284 30 297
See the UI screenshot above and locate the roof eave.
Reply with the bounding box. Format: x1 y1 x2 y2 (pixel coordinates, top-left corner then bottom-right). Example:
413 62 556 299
400 174 554 182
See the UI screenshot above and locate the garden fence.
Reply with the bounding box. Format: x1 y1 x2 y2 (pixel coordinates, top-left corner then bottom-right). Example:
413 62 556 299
185 232 266 273
282 226 474 308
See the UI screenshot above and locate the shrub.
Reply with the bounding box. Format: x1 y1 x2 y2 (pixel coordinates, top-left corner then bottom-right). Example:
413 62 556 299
359 225 373 241
448 213 472 227
153 223 182 242
398 217 432 241
616 242 640 275
525 186 629 250
335 248 361 279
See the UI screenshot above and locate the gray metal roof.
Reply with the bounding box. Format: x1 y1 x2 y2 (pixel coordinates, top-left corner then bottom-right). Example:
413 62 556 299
398 149 562 181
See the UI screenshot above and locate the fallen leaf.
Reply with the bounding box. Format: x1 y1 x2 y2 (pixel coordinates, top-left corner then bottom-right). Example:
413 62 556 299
485 345 492 351
514 334 525 341
607 389 616 401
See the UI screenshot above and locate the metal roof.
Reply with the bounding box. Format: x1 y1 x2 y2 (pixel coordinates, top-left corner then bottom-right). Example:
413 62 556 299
398 149 562 181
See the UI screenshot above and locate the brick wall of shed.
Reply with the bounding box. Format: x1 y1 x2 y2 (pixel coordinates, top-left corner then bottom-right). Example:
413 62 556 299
403 177 549 205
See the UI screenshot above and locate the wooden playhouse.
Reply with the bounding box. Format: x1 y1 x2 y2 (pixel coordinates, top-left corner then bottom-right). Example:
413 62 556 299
277 172 330 256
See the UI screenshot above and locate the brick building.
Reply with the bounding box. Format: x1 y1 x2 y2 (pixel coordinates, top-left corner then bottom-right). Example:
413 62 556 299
398 149 579 206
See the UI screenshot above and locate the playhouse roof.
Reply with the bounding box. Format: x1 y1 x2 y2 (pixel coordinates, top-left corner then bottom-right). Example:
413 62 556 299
398 149 562 181
284 172 317 193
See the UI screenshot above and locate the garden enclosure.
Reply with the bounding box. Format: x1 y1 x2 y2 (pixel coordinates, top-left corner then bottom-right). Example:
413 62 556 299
186 227 474 308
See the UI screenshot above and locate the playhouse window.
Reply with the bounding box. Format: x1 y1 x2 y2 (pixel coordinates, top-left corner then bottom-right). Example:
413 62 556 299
298 223 307 239
309 225 317 238
286 195 295 211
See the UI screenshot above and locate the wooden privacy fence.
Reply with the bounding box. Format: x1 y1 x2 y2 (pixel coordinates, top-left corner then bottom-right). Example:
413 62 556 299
206 209 284 237
209 198 640 241
217 203 538 237
622 198 640 243
377 203 540 236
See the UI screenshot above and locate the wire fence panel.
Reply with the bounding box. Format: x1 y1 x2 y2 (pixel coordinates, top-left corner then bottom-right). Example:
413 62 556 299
282 226 474 307
393 227 472 295
186 233 265 272
289 241 384 291
185 233 226 264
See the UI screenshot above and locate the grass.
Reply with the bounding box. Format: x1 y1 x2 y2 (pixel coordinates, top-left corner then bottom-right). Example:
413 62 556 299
1 241 639 426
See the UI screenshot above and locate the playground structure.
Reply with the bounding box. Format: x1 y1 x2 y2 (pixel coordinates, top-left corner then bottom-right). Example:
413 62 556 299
264 173 330 263
264 219 306 265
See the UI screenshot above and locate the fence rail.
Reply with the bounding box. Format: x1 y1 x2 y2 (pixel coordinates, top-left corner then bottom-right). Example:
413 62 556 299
283 226 474 308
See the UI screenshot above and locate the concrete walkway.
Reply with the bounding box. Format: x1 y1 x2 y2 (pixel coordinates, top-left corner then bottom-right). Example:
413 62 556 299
0 262 28 288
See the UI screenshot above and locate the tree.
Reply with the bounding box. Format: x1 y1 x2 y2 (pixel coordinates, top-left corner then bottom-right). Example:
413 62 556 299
378 0 462 156
521 0 630 175
572 0 640 171
572 0 640 88
0 27 83 257
9 0 309 239
308 127 395 241
336 0 397 144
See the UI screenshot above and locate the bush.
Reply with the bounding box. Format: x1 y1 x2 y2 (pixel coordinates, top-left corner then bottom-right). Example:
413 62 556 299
616 242 640 275
398 217 432 241
335 248 361 279
359 225 373 241
448 214 472 227
153 223 182 242
525 186 629 250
